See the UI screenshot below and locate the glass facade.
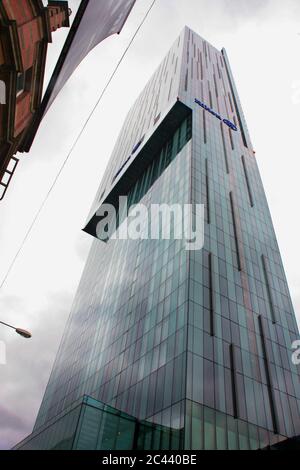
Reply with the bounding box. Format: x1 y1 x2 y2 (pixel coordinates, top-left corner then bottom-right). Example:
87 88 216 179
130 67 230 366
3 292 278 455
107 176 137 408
15 396 183 450
15 27 300 450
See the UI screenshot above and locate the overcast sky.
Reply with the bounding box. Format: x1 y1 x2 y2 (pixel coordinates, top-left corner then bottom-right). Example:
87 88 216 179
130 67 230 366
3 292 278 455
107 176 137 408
0 0 299 450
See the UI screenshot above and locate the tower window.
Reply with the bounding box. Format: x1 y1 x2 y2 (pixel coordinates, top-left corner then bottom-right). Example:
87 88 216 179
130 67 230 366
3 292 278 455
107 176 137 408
241 155 254 207
184 69 188 91
203 110 207 144
0 80 6 104
16 68 33 97
205 159 210 223
16 73 26 96
220 123 230 174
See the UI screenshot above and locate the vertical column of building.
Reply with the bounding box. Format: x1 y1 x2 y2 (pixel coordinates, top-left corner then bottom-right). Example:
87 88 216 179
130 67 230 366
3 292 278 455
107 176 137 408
182 27 300 449
221 47 300 440
220 47 279 441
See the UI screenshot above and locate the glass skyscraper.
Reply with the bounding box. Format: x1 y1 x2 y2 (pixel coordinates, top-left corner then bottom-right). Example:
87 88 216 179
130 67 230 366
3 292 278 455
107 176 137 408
15 27 300 450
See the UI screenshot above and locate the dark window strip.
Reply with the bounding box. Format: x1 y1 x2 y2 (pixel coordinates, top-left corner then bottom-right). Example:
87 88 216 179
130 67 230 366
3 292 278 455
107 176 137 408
258 315 279 434
229 344 239 419
217 61 221 79
261 255 277 324
220 123 230 174
229 192 242 272
177 124 182 153
208 253 214 336
200 52 203 80
213 73 219 99
223 95 229 119
228 92 234 113
154 113 161 126
168 78 173 101
164 70 169 83
204 42 208 68
207 43 211 62
99 189 106 202
241 155 254 207
222 50 248 148
209 88 213 109
229 128 234 150
186 115 192 140
205 159 210 224
174 57 178 75
203 110 207 144
184 69 188 91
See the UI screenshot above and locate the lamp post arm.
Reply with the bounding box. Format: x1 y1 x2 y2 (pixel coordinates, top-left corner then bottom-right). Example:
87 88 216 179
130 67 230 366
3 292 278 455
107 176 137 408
0 320 15 330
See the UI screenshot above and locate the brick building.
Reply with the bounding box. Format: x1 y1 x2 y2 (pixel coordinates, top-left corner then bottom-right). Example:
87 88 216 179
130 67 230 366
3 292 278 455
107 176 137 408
0 0 70 200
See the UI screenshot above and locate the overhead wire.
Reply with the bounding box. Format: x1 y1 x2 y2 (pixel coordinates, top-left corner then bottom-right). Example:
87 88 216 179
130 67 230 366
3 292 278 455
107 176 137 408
0 0 158 292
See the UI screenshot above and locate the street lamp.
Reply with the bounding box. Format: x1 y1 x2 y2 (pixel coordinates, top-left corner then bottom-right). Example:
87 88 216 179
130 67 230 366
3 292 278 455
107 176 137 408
0 320 32 339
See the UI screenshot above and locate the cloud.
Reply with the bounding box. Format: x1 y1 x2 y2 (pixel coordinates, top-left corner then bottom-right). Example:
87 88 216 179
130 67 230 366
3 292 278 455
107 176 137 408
0 406 28 432
0 0 299 451
0 407 29 450
0 293 73 449
221 0 300 20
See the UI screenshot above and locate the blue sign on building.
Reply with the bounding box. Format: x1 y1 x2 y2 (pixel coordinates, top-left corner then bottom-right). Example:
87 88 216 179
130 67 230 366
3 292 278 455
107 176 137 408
194 98 238 131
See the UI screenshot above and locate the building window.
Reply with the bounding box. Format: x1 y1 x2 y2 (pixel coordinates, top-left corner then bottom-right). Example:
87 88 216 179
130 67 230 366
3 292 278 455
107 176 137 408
0 79 6 104
261 255 277 324
174 57 178 75
16 68 33 97
220 123 230 174
205 159 210 224
229 344 239 419
203 110 207 144
99 189 106 202
258 315 279 433
241 155 254 207
208 252 214 336
213 73 218 99
200 51 203 80
154 113 161 125
16 73 26 96
229 128 234 151
208 85 213 109
229 192 242 272
228 92 234 113
168 79 173 101
184 69 188 91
